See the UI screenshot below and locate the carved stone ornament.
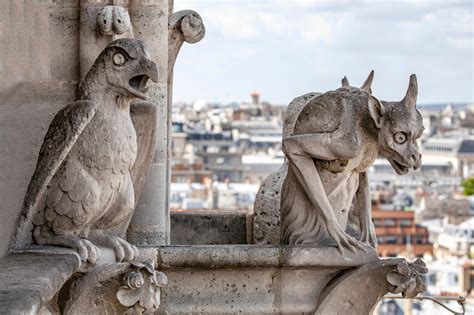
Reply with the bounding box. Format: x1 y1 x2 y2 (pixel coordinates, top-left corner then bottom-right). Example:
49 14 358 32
315 257 428 314
97 5 134 38
117 261 168 314
57 260 167 314
169 10 206 75
254 71 424 259
10 39 159 265
387 258 428 298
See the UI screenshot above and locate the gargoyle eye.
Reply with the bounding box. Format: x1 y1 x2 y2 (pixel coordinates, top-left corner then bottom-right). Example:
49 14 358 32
394 132 407 144
113 52 126 66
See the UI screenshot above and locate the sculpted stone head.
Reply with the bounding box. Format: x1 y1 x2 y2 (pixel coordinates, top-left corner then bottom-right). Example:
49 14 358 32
368 75 424 174
80 38 159 101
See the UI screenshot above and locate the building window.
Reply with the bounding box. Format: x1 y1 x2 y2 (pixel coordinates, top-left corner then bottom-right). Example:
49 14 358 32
400 219 412 227
386 235 397 244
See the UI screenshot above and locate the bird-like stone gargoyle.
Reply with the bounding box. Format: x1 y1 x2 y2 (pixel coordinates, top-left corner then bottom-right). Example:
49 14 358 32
281 71 424 254
10 38 158 264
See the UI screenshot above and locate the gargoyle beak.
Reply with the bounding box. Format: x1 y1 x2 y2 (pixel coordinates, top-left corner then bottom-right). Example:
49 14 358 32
144 59 158 83
127 58 158 100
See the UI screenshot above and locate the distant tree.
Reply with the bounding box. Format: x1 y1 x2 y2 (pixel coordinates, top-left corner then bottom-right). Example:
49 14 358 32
461 177 474 196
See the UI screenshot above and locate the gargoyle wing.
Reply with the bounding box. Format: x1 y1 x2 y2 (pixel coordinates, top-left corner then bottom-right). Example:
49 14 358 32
129 101 158 205
10 100 98 250
89 101 157 239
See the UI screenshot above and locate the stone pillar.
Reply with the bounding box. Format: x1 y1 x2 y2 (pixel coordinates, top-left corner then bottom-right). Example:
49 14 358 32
127 0 205 246
126 0 170 246
0 0 204 253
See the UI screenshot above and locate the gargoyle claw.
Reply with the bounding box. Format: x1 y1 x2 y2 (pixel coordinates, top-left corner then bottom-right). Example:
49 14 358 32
328 223 370 255
74 239 99 264
107 236 138 262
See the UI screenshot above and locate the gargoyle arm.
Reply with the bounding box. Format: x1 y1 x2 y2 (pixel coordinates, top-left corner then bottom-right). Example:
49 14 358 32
354 172 377 248
283 131 358 161
282 133 365 253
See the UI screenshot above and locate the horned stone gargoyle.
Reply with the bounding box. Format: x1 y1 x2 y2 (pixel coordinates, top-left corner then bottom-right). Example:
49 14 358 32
10 38 159 264
280 71 424 253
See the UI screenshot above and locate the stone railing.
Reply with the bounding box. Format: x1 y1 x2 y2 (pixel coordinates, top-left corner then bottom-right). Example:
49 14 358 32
0 244 428 314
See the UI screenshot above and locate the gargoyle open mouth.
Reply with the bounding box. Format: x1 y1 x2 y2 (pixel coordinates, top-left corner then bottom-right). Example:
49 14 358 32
129 74 149 93
128 74 149 99
390 159 409 175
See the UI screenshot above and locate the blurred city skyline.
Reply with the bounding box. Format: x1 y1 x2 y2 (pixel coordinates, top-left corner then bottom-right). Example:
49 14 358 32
173 0 473 105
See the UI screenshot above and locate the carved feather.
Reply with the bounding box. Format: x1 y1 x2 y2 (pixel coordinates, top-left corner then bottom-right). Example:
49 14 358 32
10 100 97 250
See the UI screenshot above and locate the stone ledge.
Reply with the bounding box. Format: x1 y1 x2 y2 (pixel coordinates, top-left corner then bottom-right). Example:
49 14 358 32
0 248 81 314
156 244 379 269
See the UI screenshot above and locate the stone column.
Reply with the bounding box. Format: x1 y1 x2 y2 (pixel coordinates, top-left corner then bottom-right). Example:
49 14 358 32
127 0 170 246
127 0 205 246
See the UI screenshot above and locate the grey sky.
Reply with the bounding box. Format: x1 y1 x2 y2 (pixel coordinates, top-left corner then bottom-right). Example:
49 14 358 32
173 0 473 105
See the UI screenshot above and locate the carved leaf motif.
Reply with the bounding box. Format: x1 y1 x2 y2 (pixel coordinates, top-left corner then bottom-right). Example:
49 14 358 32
387 271 405 286
131 261 155 275
153 271 168 287
396 260 411 276
117 286 143 307
117 264 167 313
387 259 428 298
410 258 428 274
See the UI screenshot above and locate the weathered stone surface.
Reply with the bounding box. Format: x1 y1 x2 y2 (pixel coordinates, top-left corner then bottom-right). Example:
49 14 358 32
156 245 378 269
126 0 171 247
0 83 76 258
11 39 158 264
0 246 166 314
168 9 205 77
96 5 133 37
63 261 167 314
159 267 339 314
315 258 428 314
155 246 350 314
253 164 286 245
0 245 425 314
0 248 81 315
253 93 320 245
0 1 187 257
281 72 423 253
153 245 421 314
171 212 248 245
254 73 424 258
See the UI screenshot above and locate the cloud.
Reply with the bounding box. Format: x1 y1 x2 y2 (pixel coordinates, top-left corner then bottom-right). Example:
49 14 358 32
202 6 262 39
299 14 333 43
173 0 474 104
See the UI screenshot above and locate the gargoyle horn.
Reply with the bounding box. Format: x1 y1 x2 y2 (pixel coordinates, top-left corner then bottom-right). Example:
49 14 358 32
341 76 350 87
360 70 374 93
402 74 418 109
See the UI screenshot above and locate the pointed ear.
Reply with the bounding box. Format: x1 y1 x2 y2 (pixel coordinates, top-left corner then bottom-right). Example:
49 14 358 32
402 74 418 109
360 70 374 94
341 76 350 87
368 96 384 128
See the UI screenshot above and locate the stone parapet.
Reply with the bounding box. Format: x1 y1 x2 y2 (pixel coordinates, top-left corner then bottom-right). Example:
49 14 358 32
0 248 81 314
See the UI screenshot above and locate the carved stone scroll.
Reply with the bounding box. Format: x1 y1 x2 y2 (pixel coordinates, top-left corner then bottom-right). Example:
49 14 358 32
168 10 206 77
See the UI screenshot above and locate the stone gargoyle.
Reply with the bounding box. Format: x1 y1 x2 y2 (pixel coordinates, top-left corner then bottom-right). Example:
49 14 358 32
10 38 159 264
254 71 424 255
281 71 423 253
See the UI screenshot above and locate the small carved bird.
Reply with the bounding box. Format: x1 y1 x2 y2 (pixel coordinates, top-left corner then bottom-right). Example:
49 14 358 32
11 39 158 264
